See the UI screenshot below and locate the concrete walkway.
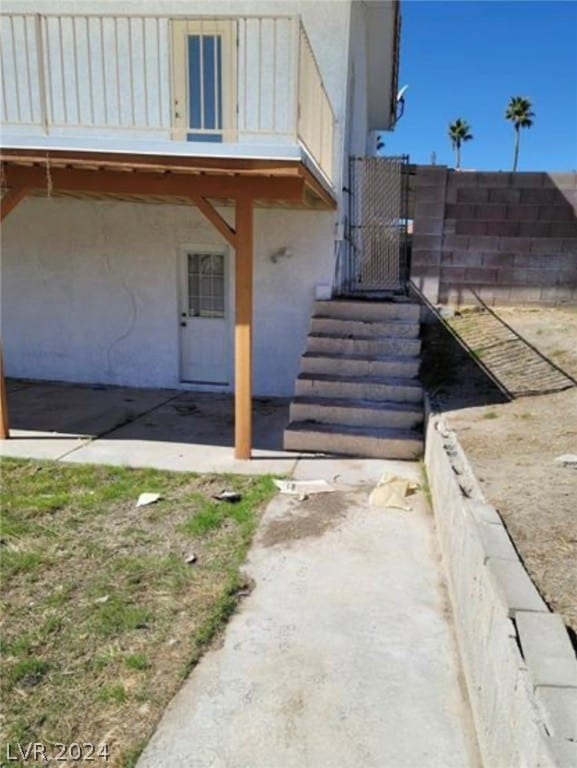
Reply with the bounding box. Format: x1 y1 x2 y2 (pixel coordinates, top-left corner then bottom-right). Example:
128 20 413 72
3 381 480 765
137 458 480 768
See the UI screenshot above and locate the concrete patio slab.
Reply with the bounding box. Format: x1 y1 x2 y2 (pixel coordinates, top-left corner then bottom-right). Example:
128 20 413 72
0 380 177 462
1 381 426 476
137 461 480 768
2 379 176 434
6 379 34 394
0 381 304 474
63 438 299 476
0 429 91 461
63 392 301 475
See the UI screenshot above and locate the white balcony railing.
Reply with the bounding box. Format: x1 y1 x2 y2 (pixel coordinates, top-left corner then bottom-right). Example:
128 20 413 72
0 14 336 183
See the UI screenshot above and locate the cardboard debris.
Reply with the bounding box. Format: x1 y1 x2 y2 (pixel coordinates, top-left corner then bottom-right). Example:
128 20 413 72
136 493 161 508
213 490 242 503
369 474 419 510
273 479 334 495
554 454 577 468
94 595 110 604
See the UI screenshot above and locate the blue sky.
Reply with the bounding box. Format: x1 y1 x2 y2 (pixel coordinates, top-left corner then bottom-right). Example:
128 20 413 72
383 0 577 171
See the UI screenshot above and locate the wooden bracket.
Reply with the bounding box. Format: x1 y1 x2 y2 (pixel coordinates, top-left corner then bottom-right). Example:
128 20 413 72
191 196 237 248
1 187 29 222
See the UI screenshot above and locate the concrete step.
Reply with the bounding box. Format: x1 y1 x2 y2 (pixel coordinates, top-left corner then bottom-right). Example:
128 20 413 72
311 317 420 339
300 352 420 380
295 373 423 404
283 421 423 460
306 333 421 358
314 300 421 323
289 396 424 430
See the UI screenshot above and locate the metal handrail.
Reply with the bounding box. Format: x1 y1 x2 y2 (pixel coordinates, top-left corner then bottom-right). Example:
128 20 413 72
407 280 514 400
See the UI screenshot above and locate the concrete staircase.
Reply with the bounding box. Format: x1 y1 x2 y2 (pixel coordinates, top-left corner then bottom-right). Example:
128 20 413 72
283 299 424 460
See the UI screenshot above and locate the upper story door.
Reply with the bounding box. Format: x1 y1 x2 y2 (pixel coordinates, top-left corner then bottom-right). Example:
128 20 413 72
171 20 236 142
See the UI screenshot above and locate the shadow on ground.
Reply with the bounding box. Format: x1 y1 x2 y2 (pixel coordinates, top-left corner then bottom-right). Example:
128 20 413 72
420 300 577 412
420 315 510 412
5 381 290 451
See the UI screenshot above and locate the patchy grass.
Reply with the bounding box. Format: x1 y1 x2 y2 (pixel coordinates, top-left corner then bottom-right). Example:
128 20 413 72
0 458 275 767
481 410 499 420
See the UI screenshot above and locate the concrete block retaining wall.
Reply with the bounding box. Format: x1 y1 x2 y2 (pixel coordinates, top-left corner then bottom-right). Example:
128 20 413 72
425 416 577 767
411 168 577 307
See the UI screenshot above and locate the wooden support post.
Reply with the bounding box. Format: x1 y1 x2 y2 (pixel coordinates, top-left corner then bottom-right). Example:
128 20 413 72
234 197 254 460
0 341 9 439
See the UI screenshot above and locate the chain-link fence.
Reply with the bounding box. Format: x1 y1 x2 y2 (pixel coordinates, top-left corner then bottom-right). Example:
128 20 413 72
343 155 410 294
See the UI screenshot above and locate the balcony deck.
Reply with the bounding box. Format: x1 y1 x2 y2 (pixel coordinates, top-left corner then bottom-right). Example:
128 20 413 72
0 13 336 187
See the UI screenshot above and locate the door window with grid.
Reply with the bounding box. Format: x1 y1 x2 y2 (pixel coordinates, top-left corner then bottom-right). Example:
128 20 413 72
187 252 225 318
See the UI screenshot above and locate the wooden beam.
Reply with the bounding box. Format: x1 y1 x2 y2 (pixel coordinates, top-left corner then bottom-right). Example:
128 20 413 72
0 341 9 439
0 187 28 222
192 196 237 248
298 165 337 210
234 196 254 460
0 148 302 175
1 164 306 203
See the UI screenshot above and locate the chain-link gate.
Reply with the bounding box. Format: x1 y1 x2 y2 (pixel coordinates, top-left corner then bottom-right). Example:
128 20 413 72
343 155 410 294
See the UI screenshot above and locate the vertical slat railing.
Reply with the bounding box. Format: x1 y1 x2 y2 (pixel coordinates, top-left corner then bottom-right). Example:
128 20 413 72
86 18 95 125
0 12 336 183
0 13 166 131
291 17 300 142
10 16 22 122
23 18 34 120
156 17 163 125
35 15 49 132
272 19 277 133
71 18 80 124
127 18 135 126
199 19 205 132
99 17 107 126
234 16 297 142
297 22 335 182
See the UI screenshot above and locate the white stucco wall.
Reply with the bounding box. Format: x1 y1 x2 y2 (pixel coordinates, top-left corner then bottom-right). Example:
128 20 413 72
0 197 335 396
347 1 369 159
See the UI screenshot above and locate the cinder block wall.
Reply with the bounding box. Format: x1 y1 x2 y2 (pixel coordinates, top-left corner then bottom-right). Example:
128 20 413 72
411 167 577 306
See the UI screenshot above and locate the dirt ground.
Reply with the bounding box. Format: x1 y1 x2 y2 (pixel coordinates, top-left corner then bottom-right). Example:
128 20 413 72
424 306 577 637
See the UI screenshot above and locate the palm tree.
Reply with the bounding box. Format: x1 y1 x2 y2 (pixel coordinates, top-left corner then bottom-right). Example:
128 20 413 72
505 97 535 171
448 118 473 170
